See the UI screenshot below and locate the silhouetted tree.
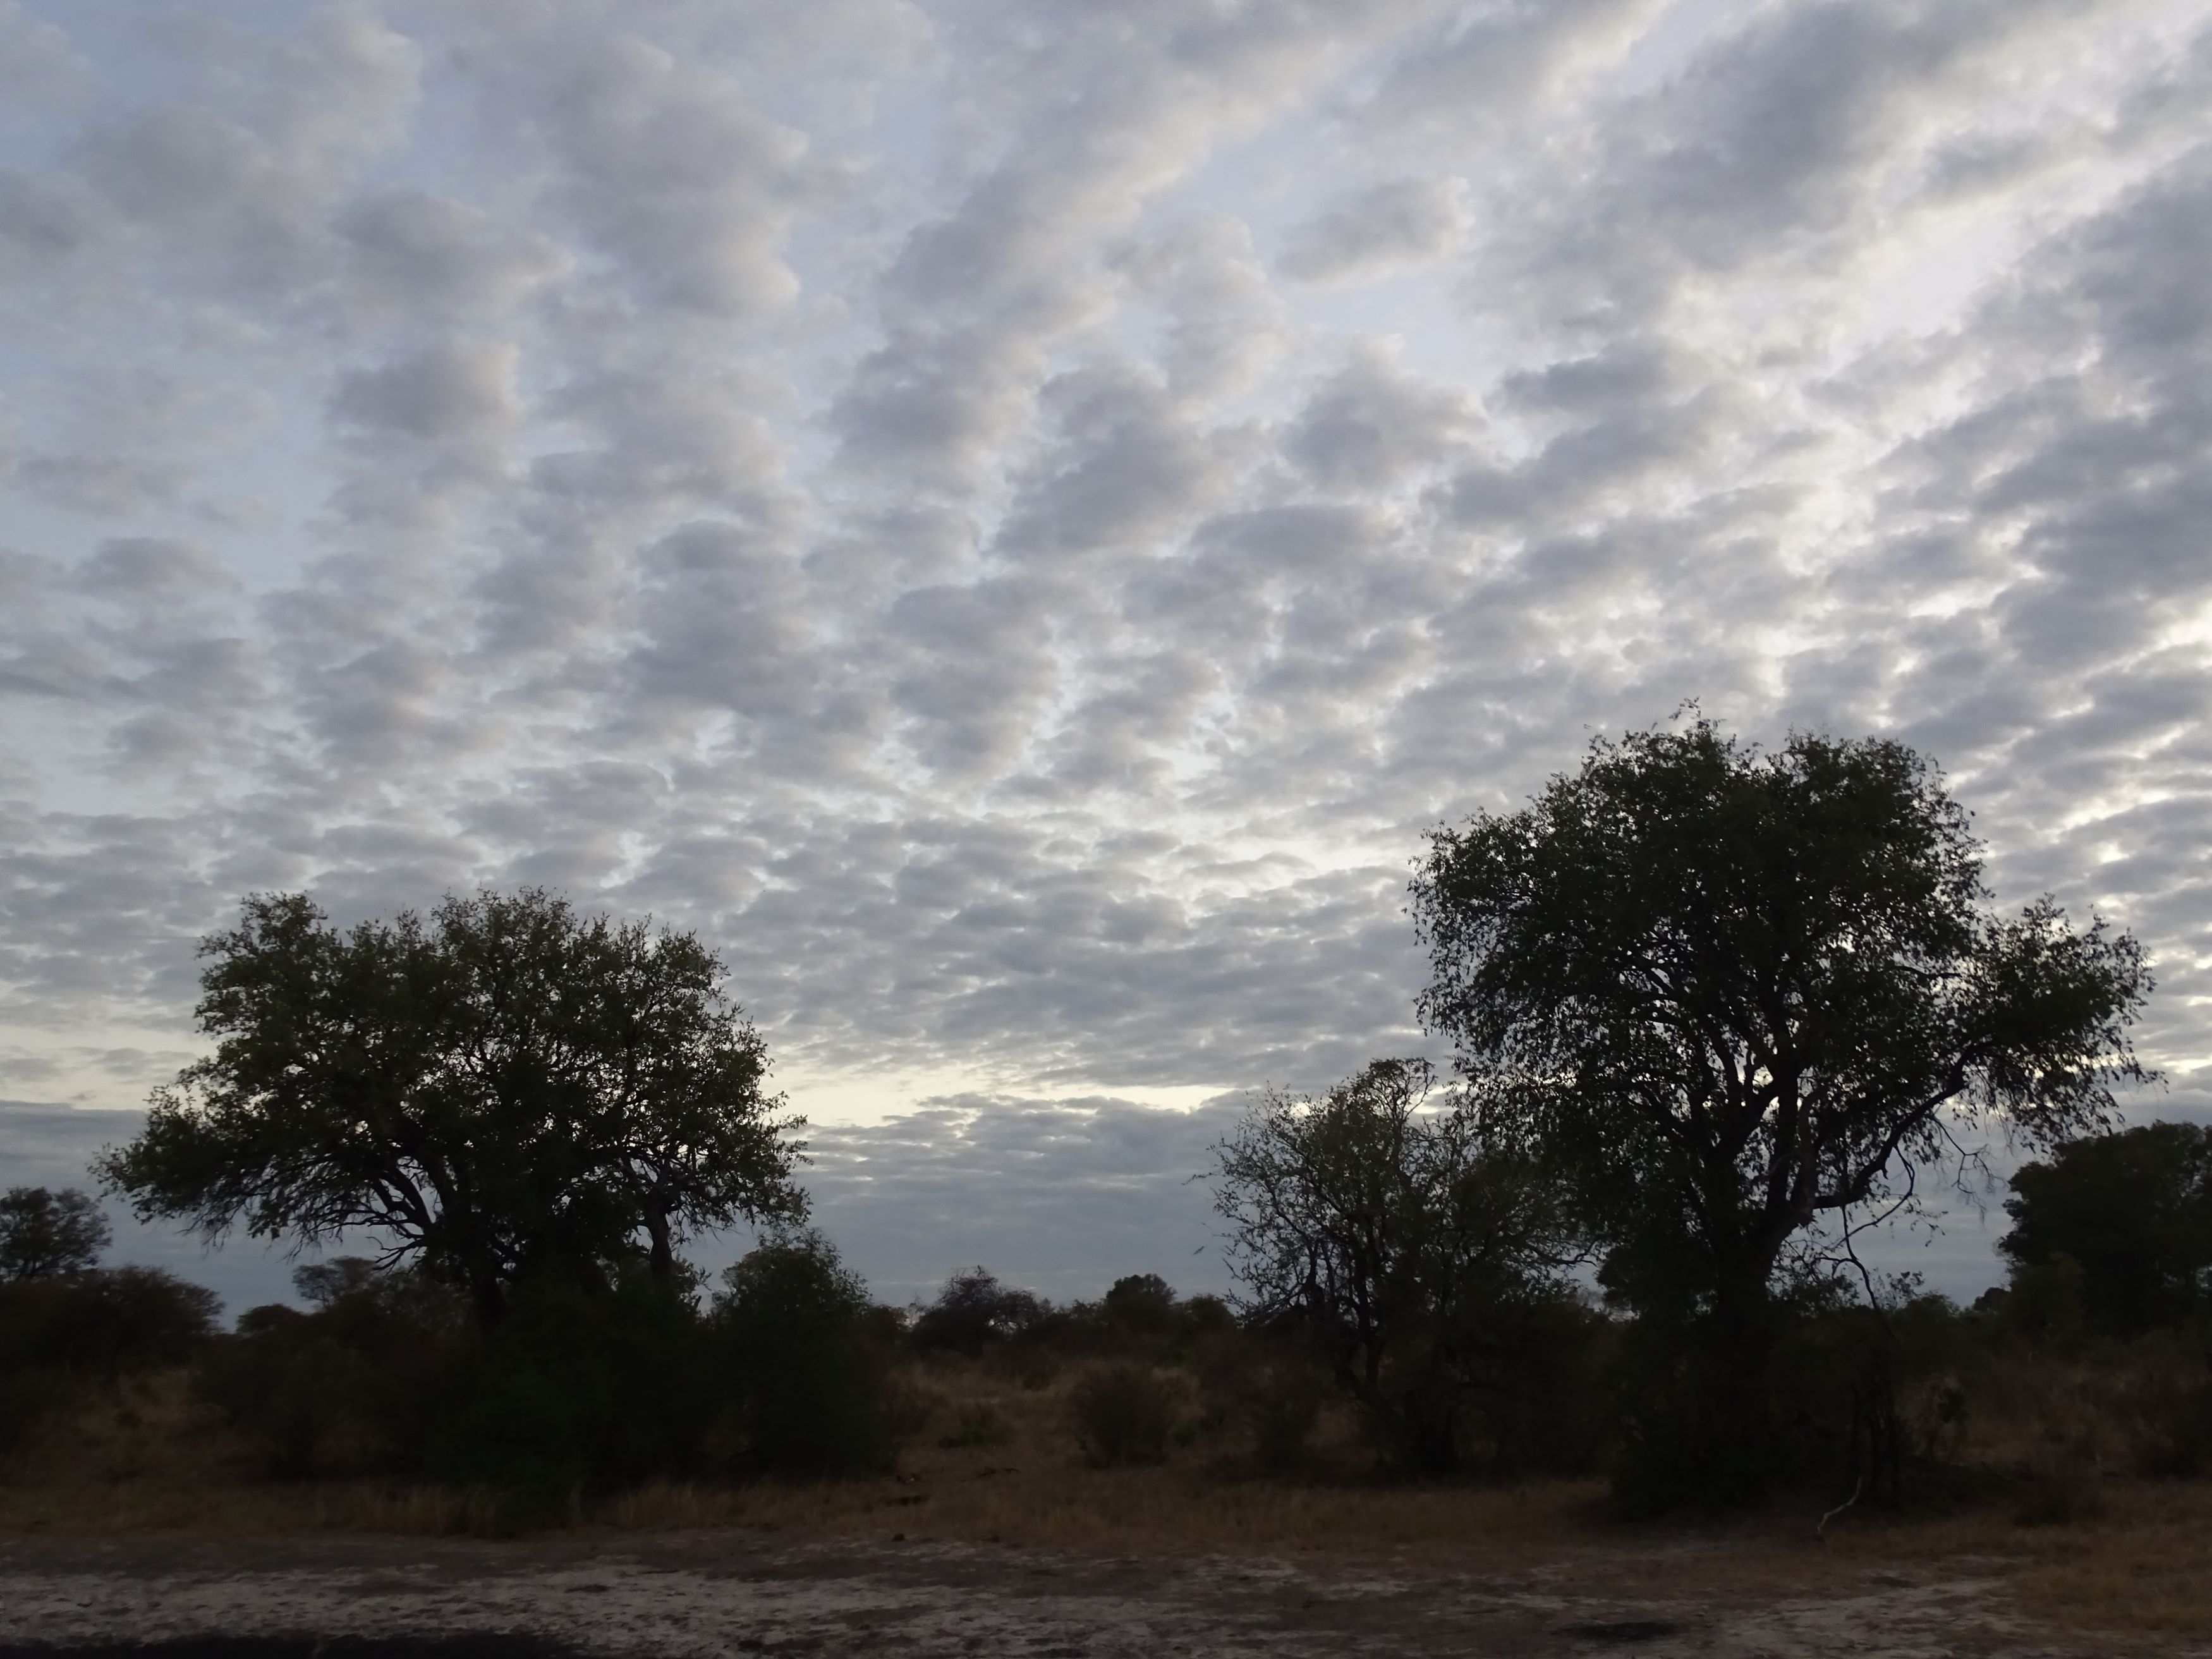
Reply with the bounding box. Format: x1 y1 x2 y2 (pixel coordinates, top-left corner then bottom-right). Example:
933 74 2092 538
98 889 804 1326
1411 718 2153 1502
911 1266 1045 1354
0 1187 111 1280
1210 1058 1583 1472
2000 1121 2211 1337
1102 1273 1178 1338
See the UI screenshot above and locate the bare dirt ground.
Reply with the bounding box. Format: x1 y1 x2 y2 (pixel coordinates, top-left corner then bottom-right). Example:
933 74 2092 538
0 1528 2112 1659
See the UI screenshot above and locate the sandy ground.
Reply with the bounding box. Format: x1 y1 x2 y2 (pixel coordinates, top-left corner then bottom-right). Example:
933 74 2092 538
0 1530 2106 1658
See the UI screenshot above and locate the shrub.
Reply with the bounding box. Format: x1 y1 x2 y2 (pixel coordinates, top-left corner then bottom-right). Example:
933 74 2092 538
1199 1336 1324 1473
1102 1274 1177 1340
0 1265 219 1457
424 1269 715 1503
1070 1362 1174 1467
2077 1335 2212 1478
911 1267 1045 1356
939 1400 1010 1449
2014 1449 2105 1526
0 1267 218 1382
195 1261 467 1478
1182 1295 1236 1338
713 1228 896 1475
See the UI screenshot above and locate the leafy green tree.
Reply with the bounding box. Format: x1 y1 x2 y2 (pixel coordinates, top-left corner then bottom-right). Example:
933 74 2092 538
0 1187 111 1280
98 889 804 1326
1410 719 2153 1500
2000 1121 2211 1337
1210 1057 1583 1473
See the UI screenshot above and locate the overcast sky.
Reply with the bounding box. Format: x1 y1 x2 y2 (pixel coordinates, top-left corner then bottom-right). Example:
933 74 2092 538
4 0 2209 1313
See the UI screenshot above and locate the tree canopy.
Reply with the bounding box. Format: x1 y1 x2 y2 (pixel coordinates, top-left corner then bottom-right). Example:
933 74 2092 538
2000 1120 2211 1337
98 889 804 1325
1408 720 2152 1493
1210 1057 1583 1471
0 1187 112 1281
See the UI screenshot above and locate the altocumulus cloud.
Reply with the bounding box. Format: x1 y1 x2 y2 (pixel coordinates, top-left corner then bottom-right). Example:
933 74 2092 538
3 0 2208 1306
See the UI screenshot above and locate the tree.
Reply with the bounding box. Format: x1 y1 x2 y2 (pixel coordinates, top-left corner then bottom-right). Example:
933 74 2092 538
1999 1121 2211 1337
1102 1273 1179 1338
1210 1058 1583 1472
1410 719 2152 1497
98 889 805 1326
0 1187 111 1281
910 1266 1046 1354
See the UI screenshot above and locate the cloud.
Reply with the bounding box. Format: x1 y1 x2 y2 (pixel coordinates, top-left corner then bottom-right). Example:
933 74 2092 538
4 0 2209 1308
533 34 822 317
335 189 566 322
1284 342 1479 492
1276 176 1466 284
329 343 518 444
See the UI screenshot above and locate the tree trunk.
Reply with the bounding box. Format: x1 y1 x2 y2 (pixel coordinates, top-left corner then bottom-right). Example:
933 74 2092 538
645 1197 674 1283
1694 1260 1782 1504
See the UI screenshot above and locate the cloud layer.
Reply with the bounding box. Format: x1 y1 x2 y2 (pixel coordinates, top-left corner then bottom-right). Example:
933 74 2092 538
5 0 2209 1302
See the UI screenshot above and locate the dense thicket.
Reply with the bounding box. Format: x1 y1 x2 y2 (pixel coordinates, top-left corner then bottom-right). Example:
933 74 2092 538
188 1229 897 1506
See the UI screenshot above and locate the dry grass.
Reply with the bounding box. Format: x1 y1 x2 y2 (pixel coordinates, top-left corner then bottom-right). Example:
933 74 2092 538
7 1357 2212 1648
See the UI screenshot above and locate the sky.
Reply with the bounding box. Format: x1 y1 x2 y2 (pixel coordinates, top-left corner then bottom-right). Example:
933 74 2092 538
4 0 2211 1314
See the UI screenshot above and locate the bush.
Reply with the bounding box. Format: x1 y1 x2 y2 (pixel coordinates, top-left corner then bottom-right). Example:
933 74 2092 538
0 1267 218 1382
195 1261 467 1478
1102 1275 1177 1340
713 1228 897 1475
0 1265 219 1457
911 1266 1045 1356
1070 1362 1174 1467
2014 1449 2105 1526
1470 1296 1612 1478
939 1400 1010 1449
423 1270 714 1504
1199 1336 1325 1473
2130 1361 2212 1478
0 1368 73 1456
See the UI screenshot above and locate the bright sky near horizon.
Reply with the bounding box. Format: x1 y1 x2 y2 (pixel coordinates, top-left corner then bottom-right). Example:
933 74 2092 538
3 0 2209 1309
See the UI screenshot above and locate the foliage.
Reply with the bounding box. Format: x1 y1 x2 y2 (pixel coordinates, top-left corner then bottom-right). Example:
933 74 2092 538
421 1268 718 1505
0 1265 219 1382
1196 1328 1328 1472
195 1259 468 1478
0 1187 112 1282
0 1263 221 1452
712 1227 896 1474
911 1265 1047 1356
1102 1273 1179 1339
97 889 805 1327
2000 1122 2212 1339
1069 1361 1176 1467
1210 1057 1586 1473
938 1399 1011 1448
1411 717 2153 1505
